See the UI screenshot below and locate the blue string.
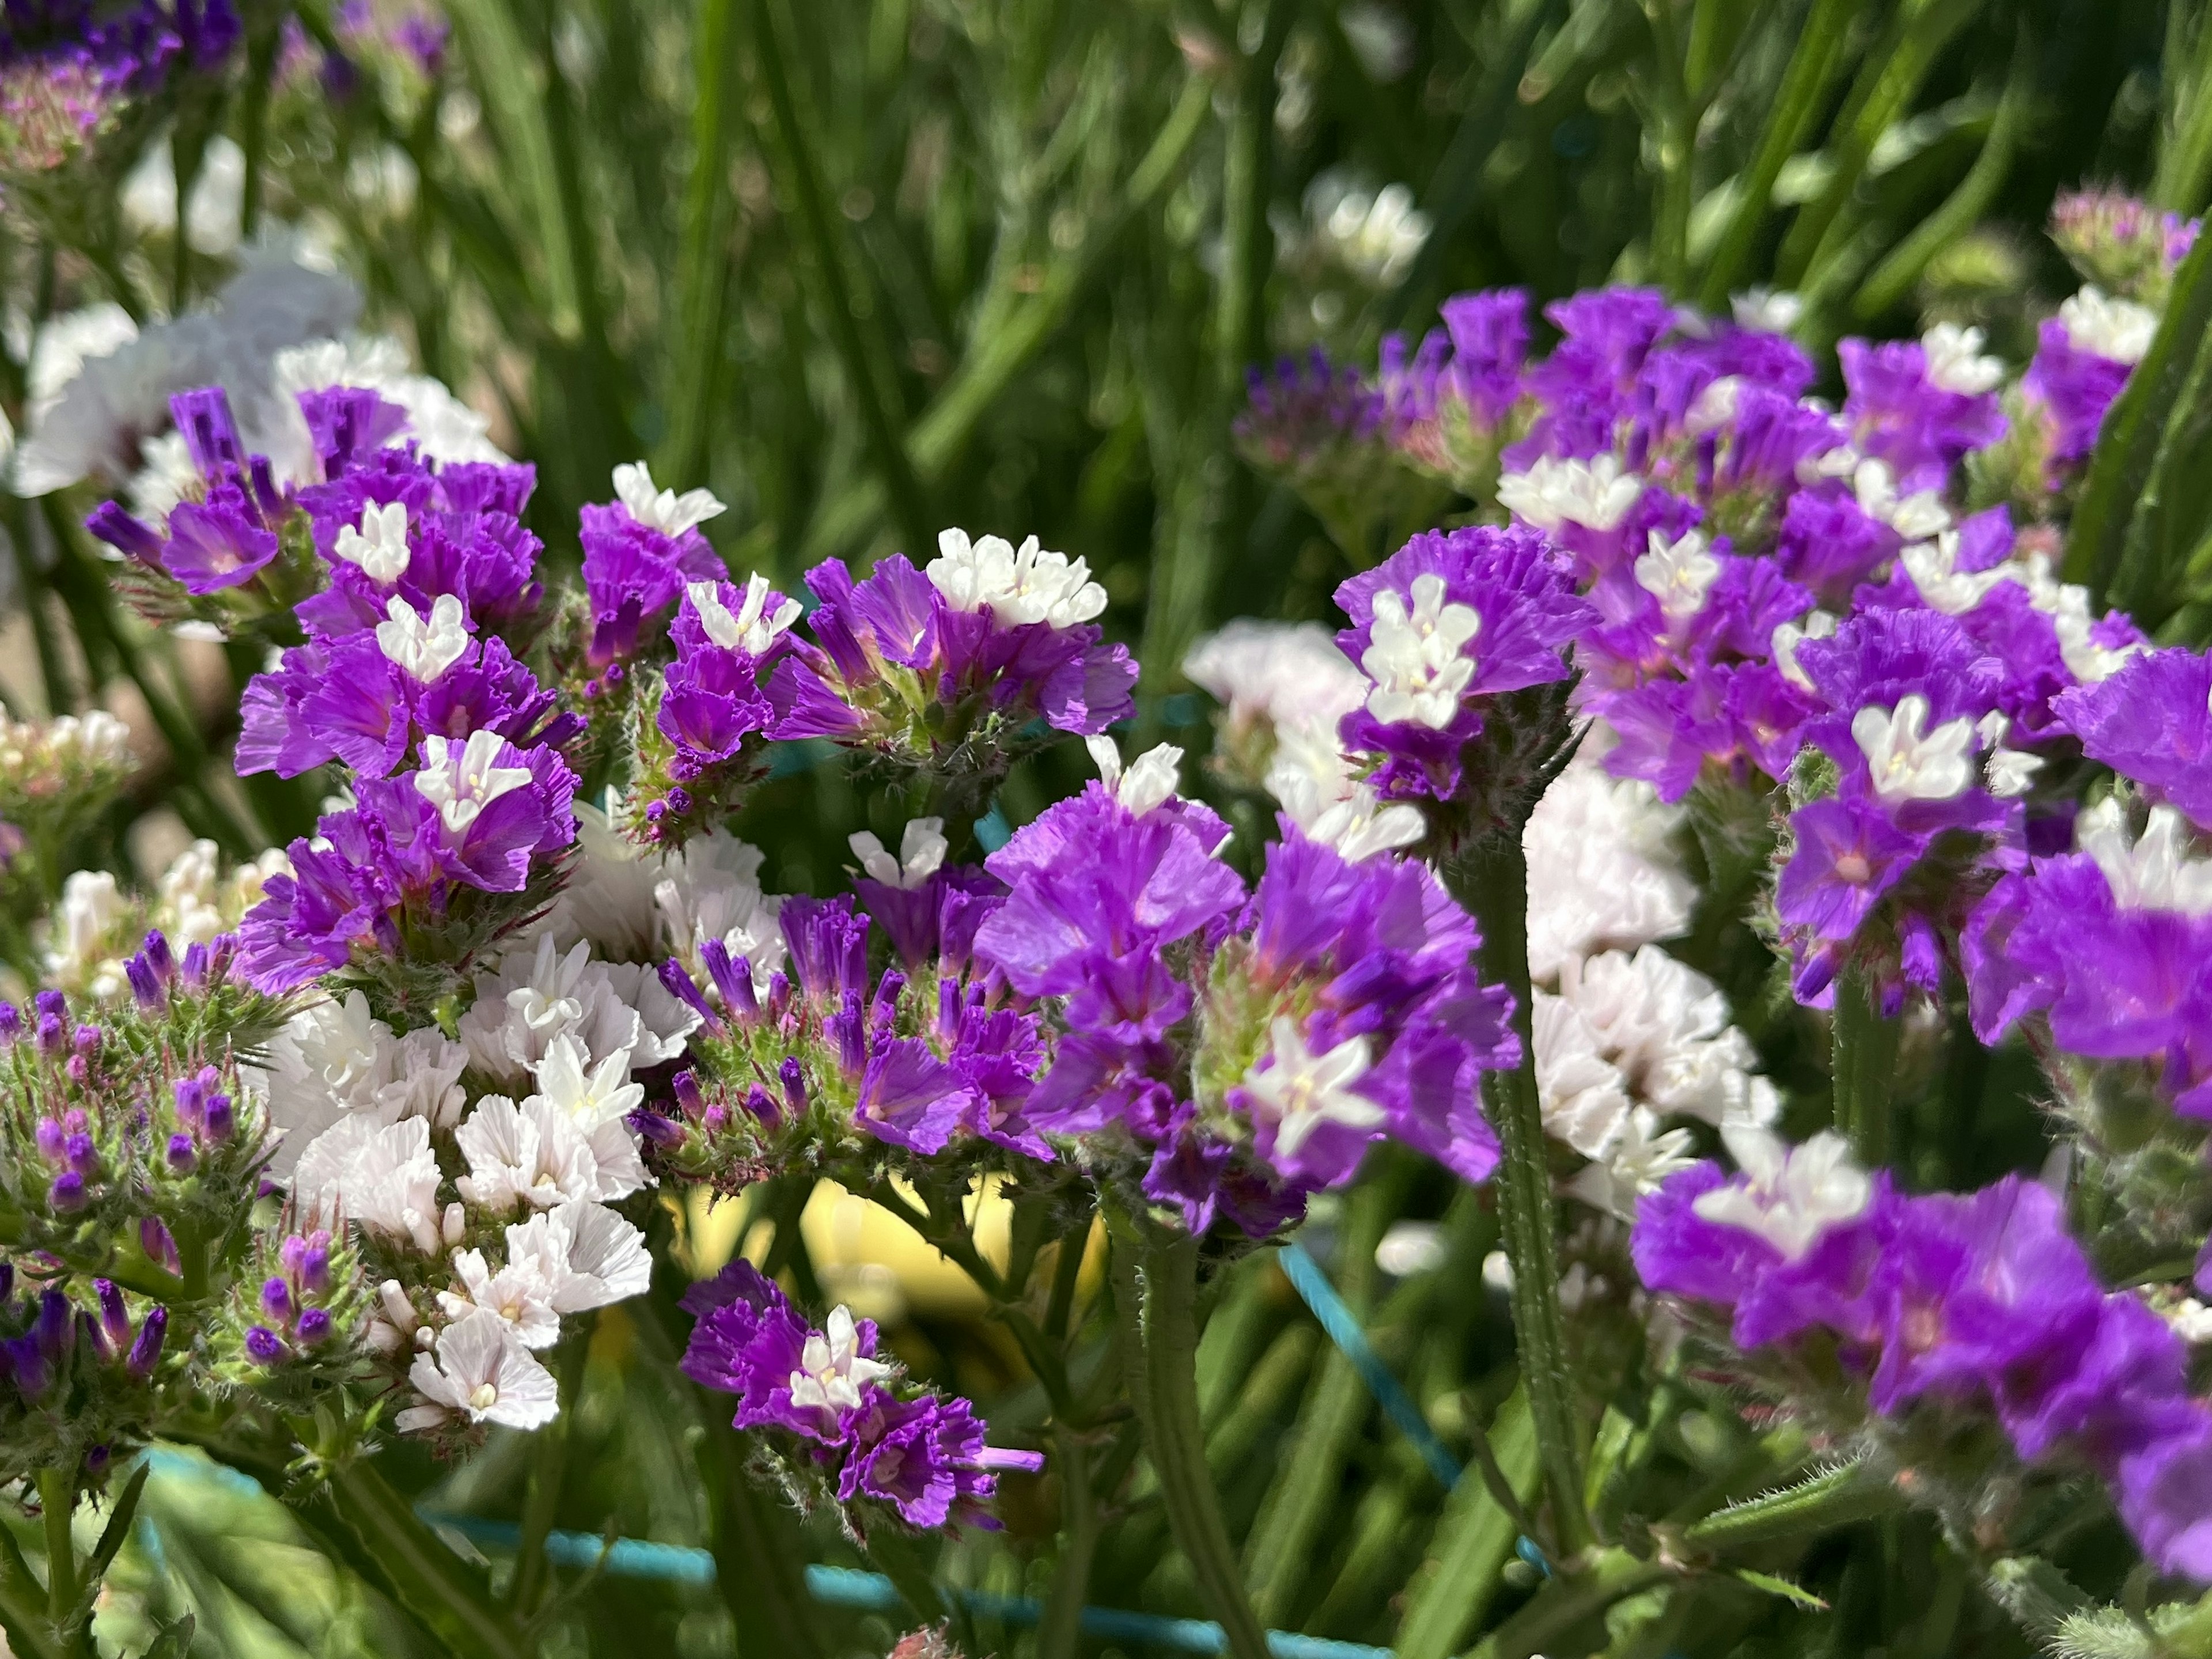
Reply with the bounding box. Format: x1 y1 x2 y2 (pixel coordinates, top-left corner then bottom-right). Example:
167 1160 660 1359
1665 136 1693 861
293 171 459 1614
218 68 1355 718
1276 1241 1463 1491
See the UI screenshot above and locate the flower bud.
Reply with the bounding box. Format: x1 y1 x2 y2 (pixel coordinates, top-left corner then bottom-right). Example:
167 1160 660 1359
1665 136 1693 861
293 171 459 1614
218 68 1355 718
140 1217 180 1275
245 1325 285 1365
127 1308 166 1378
297 1308 333 1346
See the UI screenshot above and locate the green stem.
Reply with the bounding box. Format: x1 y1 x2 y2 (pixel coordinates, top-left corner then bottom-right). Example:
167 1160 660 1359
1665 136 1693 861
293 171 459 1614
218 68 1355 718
0 1518 66 1659
657 0 743 490
1112 1225 1271 1659
1443 833 1592 1555
327 1461 532 1659
752 0 933 558
692 1423 828 1659
508 1311 596 1616
1832 963 1900 1168
1392 1389 1540 1659
1463 1548 1669 1659
1037 1427 1100 1659
36 1468 74 1627
1681 1461 1901 1553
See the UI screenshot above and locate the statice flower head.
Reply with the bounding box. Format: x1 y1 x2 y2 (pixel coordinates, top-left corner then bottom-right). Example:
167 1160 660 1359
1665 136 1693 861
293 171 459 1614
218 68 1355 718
680 1260 1041 1532
1633 1131 2212 1580
1181 619 1368 797
2015 288 2157 480
971 743 1513 1233
1770 608 2024 1007
2051 187 2201 307
740 531 1135 823
1332 523 1595 842
575 460 729 670
650 858 1053 1188
2055 645 2212 831
1385 288 1532 501
1235 342 1460 564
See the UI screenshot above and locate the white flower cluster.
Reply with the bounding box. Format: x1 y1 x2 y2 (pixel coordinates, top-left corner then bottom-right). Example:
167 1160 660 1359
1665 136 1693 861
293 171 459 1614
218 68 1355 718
13 254 363 499
548 801 787 979
0 708 133 777
1181 619 1425 863
926 528 1108 630
1523 751 1777 1218
1495 453 1644 534
41 839 290 999
2059 285 2160 365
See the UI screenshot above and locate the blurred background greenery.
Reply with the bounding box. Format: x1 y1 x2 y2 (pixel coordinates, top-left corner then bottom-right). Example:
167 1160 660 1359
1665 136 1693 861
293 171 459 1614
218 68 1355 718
10 0 2212 1653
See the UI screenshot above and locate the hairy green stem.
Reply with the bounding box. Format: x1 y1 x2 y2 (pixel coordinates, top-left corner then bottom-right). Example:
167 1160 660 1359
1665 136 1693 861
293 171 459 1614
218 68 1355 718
1681 1461 1902 1553
1112 1227 1271 1659
35 1469 74 1628
1444 834 1592 1555
1832 963 1900 1167
1037 1427 1101 1659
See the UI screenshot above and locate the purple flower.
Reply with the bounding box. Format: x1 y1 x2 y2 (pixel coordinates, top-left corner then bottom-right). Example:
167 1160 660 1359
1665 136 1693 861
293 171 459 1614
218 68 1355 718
2056 647 2212 830
1332 524 1594 801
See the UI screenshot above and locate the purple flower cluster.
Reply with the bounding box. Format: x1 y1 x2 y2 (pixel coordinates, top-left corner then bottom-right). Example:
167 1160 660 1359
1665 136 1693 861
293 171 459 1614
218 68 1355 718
237 1229 352 1370
971 764 1514 1233
1635 1141 2212 1580
1 1269 166 1430
630 532 1134 843
650 871 1051 1175
0 0 237 96
679 1259 1041 1530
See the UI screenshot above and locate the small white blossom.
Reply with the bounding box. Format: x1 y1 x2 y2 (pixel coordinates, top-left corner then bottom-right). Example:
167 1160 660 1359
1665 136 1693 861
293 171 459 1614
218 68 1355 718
415 730 533 834
613 460 726 537
1693 1126 1871 1260
926 529 1107 628
1565 1107 1701 1219
1374 1221 1446 1277
1087 737 1185 817
1986 748 2044 798
1770 609 1838 693
1731 288 1804 335
1361 572 1482 729
1900 533 2014 616
505 1203 654 1315
848 818 949 890
1852 694 1977 804
1524 760 1696 982
1635 528 1722 624
1243 1016 1384 1158
1182 620 1367 744
1684 376 1743 435
332 500 411 584
293 1115 446 1253
787 1306 897 1415
1853 457 1951 540
1304 781 1426 863
397 1309 560 1433
376 593 471 683
44 870 131 999
531 1033 645 1133
454 1092 648 1213
2077 800 2212 917
1496 453 1643 533
2059 286 2159 365
688 574 800 655
437 1249 562 1350
1921 322 2005 395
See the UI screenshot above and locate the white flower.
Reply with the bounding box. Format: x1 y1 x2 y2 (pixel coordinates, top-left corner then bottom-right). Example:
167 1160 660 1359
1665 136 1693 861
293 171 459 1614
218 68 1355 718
926 529 1107 628
376 593 472 684
1087 736 1184 817
44 869 131 997
531 1033 645 1132
848 818 949 890
505 1203 653 1314
688 574 800 655
541 795 665 959
454 1092 647 1213
1374 1221 1446 1277
122 134 246 255
1921 322 2005 395
2037 579 2146 684
154 838 225 948
1684 376 1743 435
1852 694 1977 804
292 1116 445 1252
788 1304 899 1415
1182 620 1366 742
1496 453 1643 533
1304 781 1426 863
1731 288 1803 335
654 831 787 986
1853 457 1950 540
1565 1107 1700 1218
1310 175 1429 287
416 730 533 834
1243 1016 1384 1158
458 934 701 1086
1986 748 2044 798
1635 528 1721 624
437 1249 562 1349
246 993 469 1179
2167 1298 2212 1346
1770 609 1838 693
332 500 411 584
1693 1126 1871 1260
1532 992 1633 1158
1554 948 1779 1130
1361 571 1482 729
2059 286 2159 365
613 460 725 537
270 331 506 478
1899 532 2014 617
2077 800 2212 916
1524 761 1695 982
397 1309 560 1433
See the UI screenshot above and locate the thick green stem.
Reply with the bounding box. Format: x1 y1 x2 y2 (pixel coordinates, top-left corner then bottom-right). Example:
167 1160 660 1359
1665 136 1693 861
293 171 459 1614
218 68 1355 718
508 1311 596 1616
1832 963 1901 1168
1444 834 1592 1555
1037 1427 1100 1659
35 1469 74 1627
1112 1227 1271 1659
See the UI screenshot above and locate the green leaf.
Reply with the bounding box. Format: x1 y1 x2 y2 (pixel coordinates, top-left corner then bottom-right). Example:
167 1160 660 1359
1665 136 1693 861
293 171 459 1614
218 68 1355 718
1733 1567 1829 1612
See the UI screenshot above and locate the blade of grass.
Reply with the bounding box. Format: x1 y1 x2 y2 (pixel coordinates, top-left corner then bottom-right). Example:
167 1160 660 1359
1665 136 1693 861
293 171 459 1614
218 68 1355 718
1391 1389 1540 1659
656 0 745 492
